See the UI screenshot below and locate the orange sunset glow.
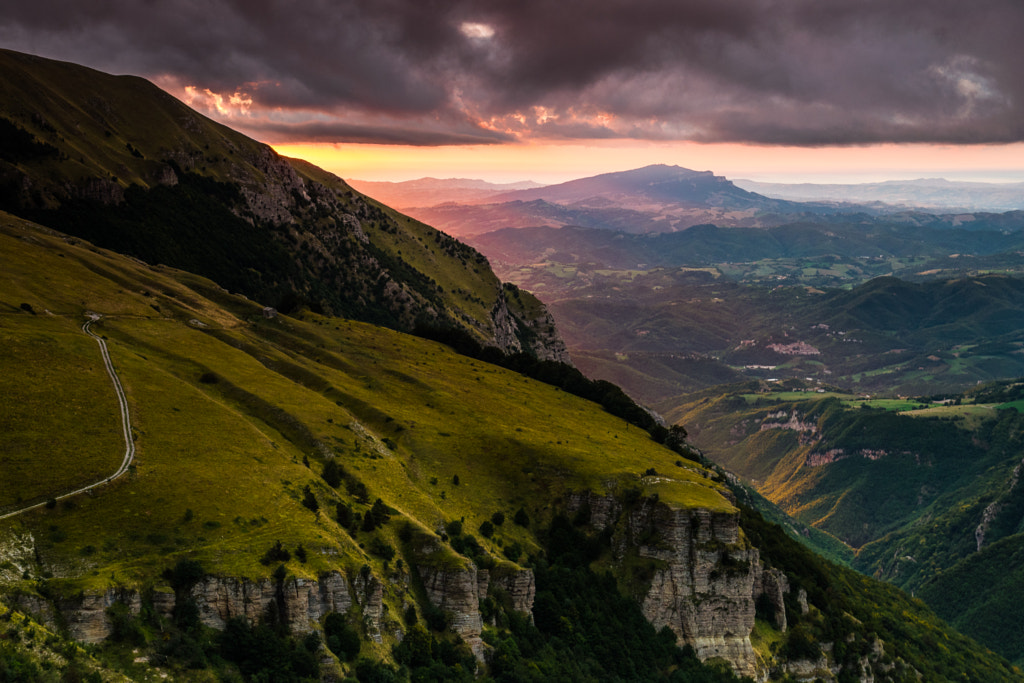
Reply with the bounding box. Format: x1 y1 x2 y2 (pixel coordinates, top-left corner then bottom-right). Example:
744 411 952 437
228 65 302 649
272 140 1024 185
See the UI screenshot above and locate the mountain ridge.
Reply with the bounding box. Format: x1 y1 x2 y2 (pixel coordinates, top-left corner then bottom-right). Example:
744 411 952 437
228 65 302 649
0 47 568 362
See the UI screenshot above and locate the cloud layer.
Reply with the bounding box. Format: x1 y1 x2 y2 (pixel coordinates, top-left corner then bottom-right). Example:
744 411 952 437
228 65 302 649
2 0 1022 146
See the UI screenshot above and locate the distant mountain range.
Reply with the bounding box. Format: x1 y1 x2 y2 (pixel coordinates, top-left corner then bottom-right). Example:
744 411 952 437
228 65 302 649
373 164 843 237
735 177 1024 212
355 167 1024 239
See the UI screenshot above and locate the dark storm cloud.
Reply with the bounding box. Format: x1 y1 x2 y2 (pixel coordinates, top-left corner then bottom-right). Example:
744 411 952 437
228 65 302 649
2 0 1022 145
246 119 515 147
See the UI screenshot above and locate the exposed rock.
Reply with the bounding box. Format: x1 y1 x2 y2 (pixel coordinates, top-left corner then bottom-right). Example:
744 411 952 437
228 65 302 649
192 575 278 630
753 565 789 632
565 490 623 531
616 498 760 678
57 588 141 644
76 177 124 205
489 294 526 356
8 592 59 633
418 562 483 641
783 655 835 681
519 306 572 363
353 573 384 643
35 571 361 644
492 568 536 615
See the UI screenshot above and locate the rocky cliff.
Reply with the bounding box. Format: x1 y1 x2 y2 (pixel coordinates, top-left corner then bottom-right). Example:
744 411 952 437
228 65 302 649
16 570 377 645
566 490 804 679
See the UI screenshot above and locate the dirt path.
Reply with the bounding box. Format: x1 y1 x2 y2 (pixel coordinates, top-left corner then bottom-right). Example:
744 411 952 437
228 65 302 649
0 315 135 521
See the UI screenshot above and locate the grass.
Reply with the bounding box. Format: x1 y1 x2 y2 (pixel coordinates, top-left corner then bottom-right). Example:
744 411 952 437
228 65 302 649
0 314 121 508
0 213 734 598
842 398 930 411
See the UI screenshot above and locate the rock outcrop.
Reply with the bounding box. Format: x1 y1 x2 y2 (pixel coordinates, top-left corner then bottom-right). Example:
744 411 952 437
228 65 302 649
28 570 367 644
753 565 790 632
567 491 801 679
626 503 759 678
418 562 483 641
416 557 537 659
491 568 537 615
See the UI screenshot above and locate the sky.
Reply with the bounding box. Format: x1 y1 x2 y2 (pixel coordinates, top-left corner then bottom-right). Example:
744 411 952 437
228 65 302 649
3 0 1024 184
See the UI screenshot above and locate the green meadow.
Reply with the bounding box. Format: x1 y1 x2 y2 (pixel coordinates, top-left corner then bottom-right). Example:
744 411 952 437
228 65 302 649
0 212 732 598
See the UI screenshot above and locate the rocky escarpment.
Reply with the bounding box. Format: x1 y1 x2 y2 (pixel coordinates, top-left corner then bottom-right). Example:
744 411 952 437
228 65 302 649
567 491 799 679
490 286 571 364
16 570 379 645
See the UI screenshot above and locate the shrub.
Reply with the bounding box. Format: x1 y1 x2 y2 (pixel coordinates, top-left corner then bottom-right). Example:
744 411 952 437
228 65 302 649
368 537 395 561
513 508 530 528
479 520 495 538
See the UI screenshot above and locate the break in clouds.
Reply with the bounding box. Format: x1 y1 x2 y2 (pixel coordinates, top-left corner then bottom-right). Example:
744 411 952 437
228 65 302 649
2 0 1022 146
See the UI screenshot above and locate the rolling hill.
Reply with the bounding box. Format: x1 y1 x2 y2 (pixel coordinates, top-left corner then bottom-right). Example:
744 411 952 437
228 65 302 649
735 177 1024 213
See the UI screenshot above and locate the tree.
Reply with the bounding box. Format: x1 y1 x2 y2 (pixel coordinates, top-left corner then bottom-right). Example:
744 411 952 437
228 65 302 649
361 498 391 532
336 502 354 528
301 485 319 513
321 459 342 488
323 613 361 662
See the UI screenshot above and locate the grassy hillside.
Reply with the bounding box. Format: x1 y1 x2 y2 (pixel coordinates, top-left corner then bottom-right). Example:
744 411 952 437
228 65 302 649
0 211 727 588
0 49 555 356
1 214 1017 680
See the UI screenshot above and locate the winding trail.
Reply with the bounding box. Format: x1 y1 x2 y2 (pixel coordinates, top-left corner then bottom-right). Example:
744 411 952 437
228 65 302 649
0 315 135 521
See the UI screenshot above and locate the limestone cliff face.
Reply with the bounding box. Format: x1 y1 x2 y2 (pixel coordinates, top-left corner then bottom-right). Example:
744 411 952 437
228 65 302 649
491 568 537 615
494 285 572 364
416 558 537 658
626 502 760 678
33 570 368 644
418 563 484 643
567 491 794 679
753 565 790 633
189 571 358 633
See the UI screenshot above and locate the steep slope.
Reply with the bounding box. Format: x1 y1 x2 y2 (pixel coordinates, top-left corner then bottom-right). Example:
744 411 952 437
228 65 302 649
1 214 1017 681
0 48 565 361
